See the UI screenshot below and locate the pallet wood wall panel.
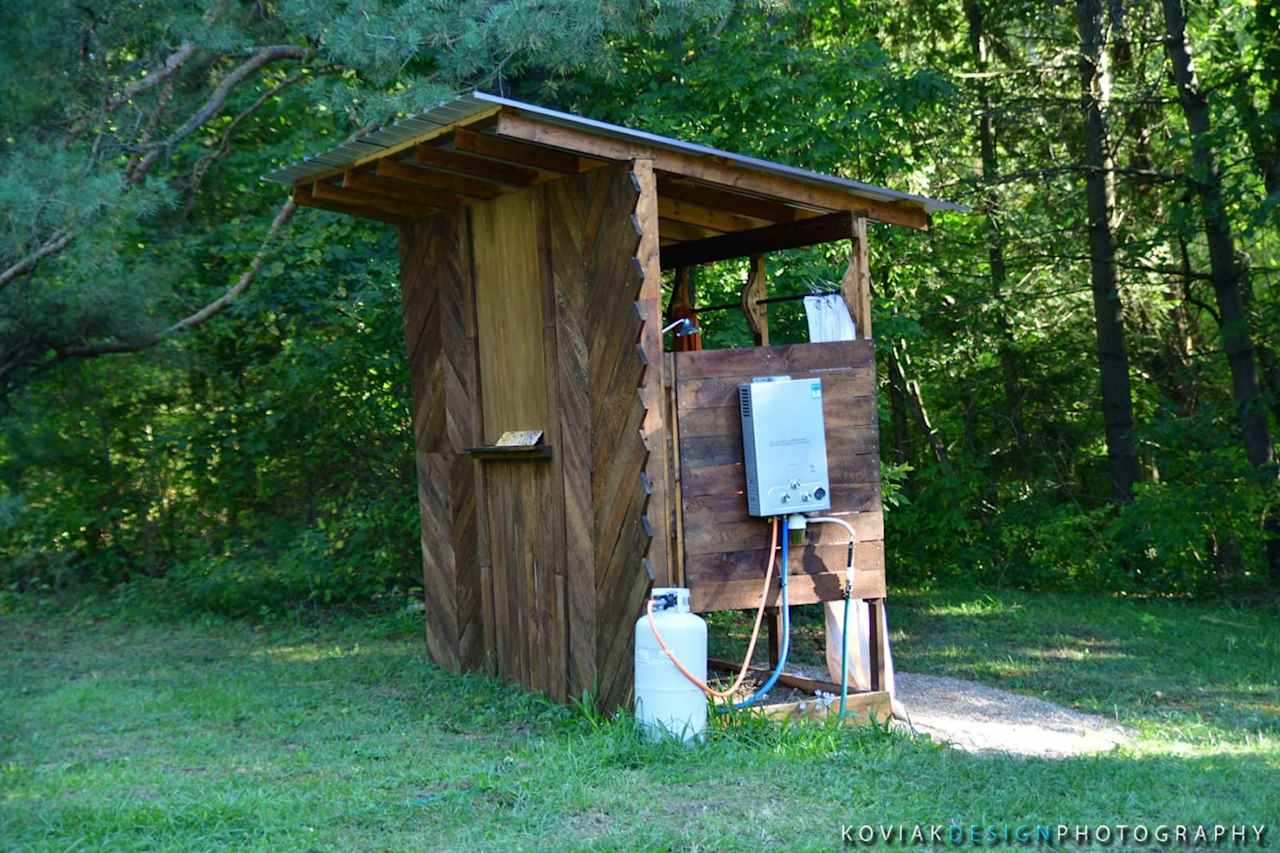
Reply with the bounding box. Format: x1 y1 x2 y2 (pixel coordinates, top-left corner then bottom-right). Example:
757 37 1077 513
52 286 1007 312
399 212 489 672
674 340 886 613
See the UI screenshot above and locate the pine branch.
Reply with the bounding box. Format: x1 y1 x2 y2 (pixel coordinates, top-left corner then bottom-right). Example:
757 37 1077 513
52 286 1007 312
56 198 298 359
0 231 77 290
185 69 313 211
130 44 312 182
103 41 198 115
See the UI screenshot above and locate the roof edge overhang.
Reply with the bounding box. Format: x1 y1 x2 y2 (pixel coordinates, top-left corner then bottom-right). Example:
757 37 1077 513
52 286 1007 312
264 92 966 234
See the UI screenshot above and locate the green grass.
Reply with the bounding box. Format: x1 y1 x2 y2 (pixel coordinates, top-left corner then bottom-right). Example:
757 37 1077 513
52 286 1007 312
1 588 1277 850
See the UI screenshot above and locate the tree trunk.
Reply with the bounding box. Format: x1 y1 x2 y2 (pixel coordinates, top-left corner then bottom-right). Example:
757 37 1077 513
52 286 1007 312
888 341 949 466
965 0 1029 471
1076 0 1139 502
1162 0 1280 579
888 358 912 469
1245 0 1280 197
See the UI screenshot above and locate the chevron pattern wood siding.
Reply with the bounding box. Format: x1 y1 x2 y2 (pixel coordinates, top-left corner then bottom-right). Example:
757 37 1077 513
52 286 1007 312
398 163 662 710
399 210 488 673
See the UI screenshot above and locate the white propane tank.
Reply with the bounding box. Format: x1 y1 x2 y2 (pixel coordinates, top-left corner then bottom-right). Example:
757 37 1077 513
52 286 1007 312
634 587 707 742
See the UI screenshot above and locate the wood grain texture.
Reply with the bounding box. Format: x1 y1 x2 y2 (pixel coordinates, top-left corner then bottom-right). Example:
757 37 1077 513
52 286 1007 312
544 168 598 699
742 255 769 345
472 192 549 443
580 165 652 711
633 159 671 589
398 212 488 672
470 188 566 696
673 341 884 613
493 112 931 229
841 216 873 340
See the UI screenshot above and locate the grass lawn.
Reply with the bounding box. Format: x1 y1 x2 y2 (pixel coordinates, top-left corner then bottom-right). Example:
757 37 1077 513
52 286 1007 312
1 588 1277 850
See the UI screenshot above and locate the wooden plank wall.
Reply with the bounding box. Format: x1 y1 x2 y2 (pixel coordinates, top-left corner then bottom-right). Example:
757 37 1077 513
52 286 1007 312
399 162 661 710
674 341 886 612
471 190 566 699
398 211 489 673
544 163 658 709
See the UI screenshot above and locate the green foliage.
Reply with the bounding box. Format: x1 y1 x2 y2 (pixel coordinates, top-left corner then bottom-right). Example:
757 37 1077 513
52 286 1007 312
2 590 1276 846
1 0 1277 610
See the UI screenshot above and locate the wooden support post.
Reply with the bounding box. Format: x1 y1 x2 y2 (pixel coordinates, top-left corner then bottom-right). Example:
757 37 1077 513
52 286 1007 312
766 607 783 669
868 598 882 691
634 159 673 588
666 267 701 352
840 216 873 339
742 255 769 345
664 351 686 588
669 268 694 317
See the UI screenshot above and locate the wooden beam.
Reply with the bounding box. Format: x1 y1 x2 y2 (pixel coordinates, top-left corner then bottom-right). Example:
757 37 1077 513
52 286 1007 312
414 142 540 187
453 127 586 175
373 157 501 200
742 255 768 345
373 160 470 206
312 180 430 219
840 215 872 339
292 185 403 224
658 196 770 233
658 218 719 243
659 211 854 270
707 657 843 695
495 111 931 229
302 104 502 185
342 171 452 209
659 176 808 223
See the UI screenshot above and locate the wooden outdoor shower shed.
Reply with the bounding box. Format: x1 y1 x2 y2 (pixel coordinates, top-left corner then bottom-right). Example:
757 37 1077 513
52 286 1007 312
266 93 959 710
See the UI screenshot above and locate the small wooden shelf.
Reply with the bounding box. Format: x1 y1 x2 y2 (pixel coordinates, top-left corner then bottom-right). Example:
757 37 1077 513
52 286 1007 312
464 444 553 461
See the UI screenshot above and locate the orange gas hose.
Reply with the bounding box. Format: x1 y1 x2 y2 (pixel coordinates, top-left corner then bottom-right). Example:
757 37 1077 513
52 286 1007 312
645 517 779 700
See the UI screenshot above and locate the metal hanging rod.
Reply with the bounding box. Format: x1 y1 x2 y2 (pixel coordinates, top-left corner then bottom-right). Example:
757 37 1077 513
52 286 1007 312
691 289 842 314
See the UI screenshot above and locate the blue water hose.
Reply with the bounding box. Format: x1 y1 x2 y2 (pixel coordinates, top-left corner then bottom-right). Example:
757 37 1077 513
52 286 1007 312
724 526 790 711
838 591 851 717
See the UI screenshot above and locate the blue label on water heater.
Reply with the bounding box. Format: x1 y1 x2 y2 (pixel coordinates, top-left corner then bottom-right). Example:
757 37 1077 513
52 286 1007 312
810 381 822 398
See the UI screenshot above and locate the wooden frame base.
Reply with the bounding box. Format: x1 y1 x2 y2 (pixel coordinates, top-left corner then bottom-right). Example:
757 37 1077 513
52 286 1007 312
749 690 892 726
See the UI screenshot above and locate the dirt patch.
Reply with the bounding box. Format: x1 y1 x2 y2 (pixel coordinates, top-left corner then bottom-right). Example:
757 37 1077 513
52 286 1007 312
716 663 1129 759
894 672 1129 758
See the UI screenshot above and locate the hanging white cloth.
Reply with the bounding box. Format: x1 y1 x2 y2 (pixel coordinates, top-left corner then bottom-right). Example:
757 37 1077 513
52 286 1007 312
823 598 897 696
801 292 895 699
803 294 857 343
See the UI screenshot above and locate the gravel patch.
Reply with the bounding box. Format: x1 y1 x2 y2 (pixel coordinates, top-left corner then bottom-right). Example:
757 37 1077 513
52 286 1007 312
894 672 1129 758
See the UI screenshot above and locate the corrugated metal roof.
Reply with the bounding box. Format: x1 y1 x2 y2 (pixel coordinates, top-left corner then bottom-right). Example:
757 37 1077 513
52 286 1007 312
263 91 964 214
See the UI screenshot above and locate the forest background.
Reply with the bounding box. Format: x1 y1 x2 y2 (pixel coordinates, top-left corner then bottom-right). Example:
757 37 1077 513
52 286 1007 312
2 0 1277 615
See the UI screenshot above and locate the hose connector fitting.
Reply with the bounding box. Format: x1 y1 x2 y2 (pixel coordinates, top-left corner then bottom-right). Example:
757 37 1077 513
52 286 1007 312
786 513 807 547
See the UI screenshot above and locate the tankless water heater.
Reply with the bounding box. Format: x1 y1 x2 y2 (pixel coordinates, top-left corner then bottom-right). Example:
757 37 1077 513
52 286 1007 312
738 376 832 517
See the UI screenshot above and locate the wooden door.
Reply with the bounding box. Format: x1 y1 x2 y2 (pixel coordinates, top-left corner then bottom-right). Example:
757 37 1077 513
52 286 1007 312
471 191 567 700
